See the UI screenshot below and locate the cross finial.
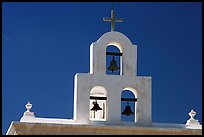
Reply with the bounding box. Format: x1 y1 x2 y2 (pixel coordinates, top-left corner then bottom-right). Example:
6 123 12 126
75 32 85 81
103 9 123 31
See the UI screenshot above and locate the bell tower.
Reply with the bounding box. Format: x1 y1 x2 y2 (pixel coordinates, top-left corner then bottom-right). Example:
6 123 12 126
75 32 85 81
73 9 152 126
6 4 202 135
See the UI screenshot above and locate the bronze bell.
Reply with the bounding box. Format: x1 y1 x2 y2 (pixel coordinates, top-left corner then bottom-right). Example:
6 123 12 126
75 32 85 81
91 100 102 112
122 102 134 116
108 55 120 73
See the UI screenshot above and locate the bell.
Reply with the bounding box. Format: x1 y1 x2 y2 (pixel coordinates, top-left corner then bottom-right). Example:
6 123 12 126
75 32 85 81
91 100 102 112
108 55 120 73
122 102 134 116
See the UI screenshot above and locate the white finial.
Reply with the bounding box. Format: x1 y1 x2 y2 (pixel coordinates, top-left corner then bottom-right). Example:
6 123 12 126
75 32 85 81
189 109 196 120
25 102 32 112
20 101 35 122
186 109 201 128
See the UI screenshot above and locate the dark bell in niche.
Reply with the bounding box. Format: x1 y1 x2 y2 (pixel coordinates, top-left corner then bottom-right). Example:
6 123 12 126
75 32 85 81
91 100 102 112
108 55 120 73
122 102 134 116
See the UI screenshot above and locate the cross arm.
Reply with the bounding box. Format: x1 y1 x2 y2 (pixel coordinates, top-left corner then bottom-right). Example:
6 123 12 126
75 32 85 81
115 18 123 22
103 17 112 21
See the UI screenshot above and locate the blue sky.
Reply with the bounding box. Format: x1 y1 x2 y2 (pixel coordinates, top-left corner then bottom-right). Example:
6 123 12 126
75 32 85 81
2 2 202 134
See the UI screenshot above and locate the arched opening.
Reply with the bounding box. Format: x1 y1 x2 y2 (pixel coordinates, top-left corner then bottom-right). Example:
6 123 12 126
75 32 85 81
121 88 137 122
89 86 107 121
106 45 122 75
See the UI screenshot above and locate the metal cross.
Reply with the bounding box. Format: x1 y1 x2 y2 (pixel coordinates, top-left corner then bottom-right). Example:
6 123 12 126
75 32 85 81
103 10 123 31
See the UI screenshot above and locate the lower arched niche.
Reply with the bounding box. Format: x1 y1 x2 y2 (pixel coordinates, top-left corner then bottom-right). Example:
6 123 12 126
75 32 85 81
121 87 137 122
89 86 107 121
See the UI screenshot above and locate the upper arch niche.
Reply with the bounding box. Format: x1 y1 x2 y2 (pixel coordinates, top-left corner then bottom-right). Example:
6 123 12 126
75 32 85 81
90 31 137 76
106 45 122 75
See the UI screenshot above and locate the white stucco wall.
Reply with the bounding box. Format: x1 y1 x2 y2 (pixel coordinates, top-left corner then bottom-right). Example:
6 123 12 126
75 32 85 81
74 31 152 126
